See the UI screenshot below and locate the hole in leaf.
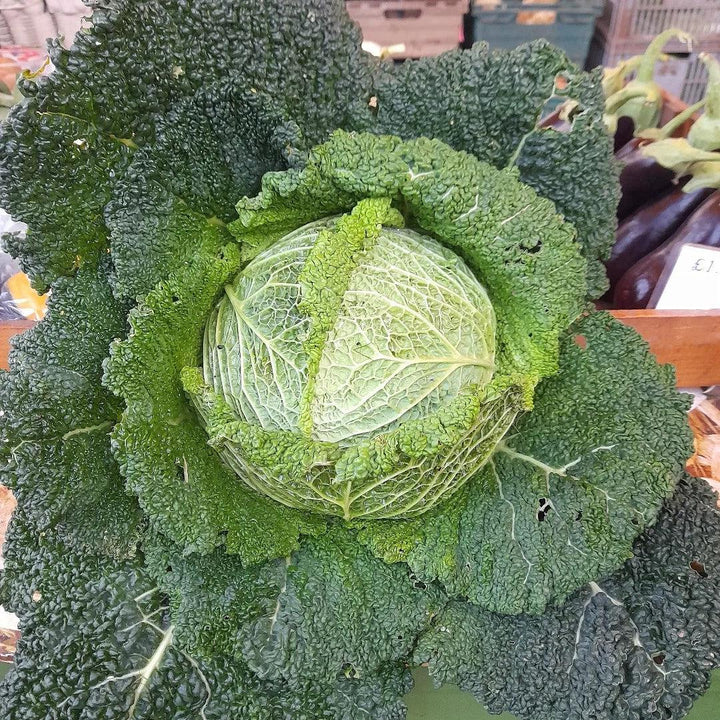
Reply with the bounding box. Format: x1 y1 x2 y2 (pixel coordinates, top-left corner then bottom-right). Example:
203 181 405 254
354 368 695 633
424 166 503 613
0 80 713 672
537 497 552 522
690 560 708 578
653 653 666 665
575 511 583 521
171 295 180 304
554 73 569 91
573 334 587 350
217 344 225 350
176 464 189 484
410 572 427 590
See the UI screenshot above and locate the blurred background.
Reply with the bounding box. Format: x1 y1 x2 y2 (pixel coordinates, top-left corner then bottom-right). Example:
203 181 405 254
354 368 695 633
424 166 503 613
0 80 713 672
0 1 717 110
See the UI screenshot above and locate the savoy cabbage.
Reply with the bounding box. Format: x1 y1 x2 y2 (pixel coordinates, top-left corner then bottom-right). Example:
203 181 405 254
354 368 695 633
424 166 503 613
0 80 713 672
0 1 717 719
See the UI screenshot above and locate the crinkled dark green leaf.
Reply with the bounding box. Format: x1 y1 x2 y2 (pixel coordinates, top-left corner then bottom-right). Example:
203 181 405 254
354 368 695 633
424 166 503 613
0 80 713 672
0 0 374 287
516 69 620 297
107 83 305 301
367 41 566 167
144 525 445 688
414 478 720 720
0 261 141 556
357 312 692 614
366 44 619 298
0 102 133 289
0 512 412 720
104 241 324 560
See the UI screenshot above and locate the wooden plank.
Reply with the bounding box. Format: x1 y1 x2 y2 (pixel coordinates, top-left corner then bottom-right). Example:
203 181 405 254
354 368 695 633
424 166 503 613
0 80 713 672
2 311 719 385
0 320 34 371
610 309 720 387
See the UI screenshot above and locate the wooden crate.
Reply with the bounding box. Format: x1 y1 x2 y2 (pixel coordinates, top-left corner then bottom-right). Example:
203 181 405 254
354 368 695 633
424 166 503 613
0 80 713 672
2 313 717 386
609 309 720 387
0 319 32 371
346 0 465 58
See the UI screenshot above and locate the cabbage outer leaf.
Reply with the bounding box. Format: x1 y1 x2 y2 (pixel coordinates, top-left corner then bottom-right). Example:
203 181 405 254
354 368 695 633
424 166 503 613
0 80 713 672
415 478 720 720
0 261 141 557
0 512 413 720
143 525 445 689
357 312 693 614
104 240 324 560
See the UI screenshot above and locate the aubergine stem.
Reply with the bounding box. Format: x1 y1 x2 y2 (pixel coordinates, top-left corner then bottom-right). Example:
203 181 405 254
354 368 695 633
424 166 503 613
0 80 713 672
605 86 652 114
605 28 693 133
604 87 653 138
641 138 720 176
602 55 644 98
687 53 720 151
606 54 668 151
636 28 692 83
636 99 707 141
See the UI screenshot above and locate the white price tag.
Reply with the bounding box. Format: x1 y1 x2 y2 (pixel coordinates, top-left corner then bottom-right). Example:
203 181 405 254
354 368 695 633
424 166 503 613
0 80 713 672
654 244 720 310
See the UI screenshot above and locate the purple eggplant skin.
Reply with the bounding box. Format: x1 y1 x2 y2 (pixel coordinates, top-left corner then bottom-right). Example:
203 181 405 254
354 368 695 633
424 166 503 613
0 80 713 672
605 182 715 291
538 107 571 133
613 116 636 153
614 191 720 308
616 138 677 220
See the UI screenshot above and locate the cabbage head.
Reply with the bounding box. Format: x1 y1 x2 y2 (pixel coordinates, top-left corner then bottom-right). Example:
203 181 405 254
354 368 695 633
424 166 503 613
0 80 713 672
196 214 497 518
182 134 585 519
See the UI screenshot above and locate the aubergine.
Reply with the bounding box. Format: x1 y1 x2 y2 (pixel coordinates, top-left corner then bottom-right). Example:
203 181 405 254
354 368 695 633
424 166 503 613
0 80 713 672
605 181 715 290
614 116 636 153
614 191 720 308
616 138 676 220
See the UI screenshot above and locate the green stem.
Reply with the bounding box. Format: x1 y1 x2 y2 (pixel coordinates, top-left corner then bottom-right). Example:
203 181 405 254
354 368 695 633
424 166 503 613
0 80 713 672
636 28 692 83
688 54 720 151
656 99 706 139
602 54 644 98
701 52 720 120
605 87 650 114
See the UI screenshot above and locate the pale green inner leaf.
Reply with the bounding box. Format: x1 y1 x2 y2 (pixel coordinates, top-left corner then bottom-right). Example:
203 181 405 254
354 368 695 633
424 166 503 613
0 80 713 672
311 228 495 444
203 222 334 430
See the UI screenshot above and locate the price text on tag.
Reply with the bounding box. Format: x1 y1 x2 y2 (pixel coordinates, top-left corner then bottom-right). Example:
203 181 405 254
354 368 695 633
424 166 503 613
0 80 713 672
655 244 720 310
